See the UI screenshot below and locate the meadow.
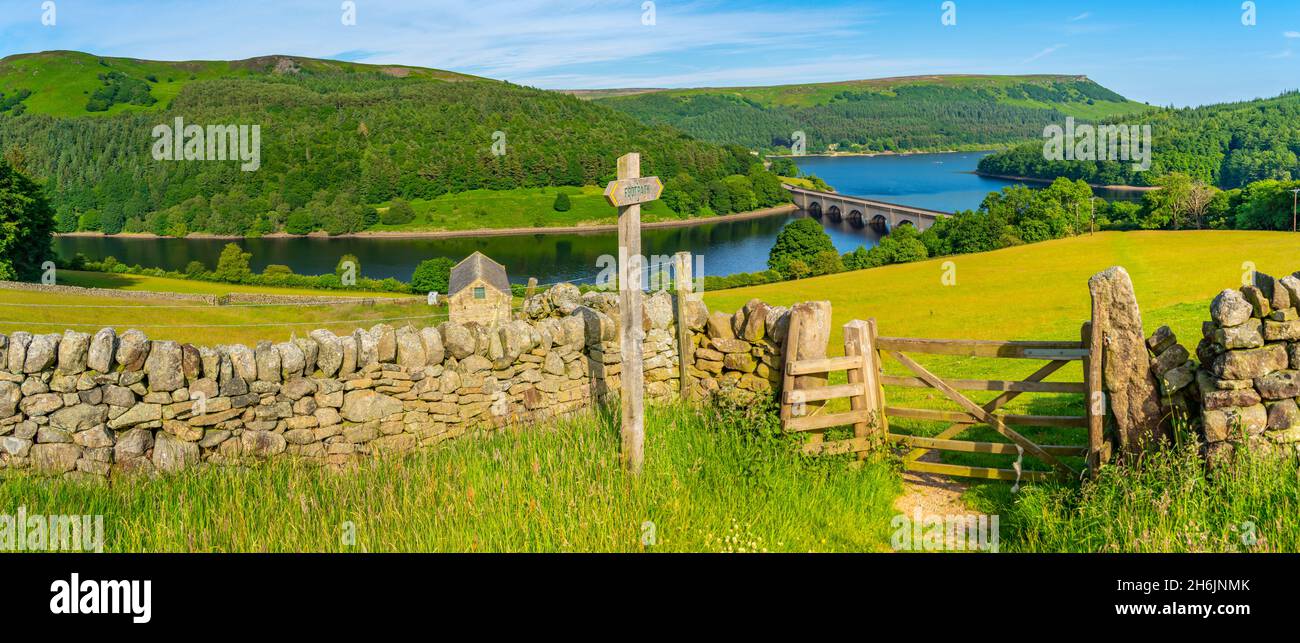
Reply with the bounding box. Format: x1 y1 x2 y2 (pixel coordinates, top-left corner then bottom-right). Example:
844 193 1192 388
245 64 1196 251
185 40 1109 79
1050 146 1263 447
5 229 1300 552
371 186 685 232
706 229 1300 552
0 402 900 553
0 270 430 346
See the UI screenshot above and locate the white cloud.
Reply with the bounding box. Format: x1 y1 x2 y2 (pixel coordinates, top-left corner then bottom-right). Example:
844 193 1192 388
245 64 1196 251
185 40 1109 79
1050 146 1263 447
1285 31 1300 39
1023 44 1067 64
1069 12 1091 22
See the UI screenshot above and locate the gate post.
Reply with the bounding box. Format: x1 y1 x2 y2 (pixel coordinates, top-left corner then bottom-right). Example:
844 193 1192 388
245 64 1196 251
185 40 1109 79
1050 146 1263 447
673 251 694 398
1082 320 1106 475
844 319 887 458
782 301 832 445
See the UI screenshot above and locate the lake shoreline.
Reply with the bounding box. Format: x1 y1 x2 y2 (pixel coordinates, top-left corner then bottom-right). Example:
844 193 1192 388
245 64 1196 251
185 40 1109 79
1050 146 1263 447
56 204 801 242
970 171 1157 193
769 148 994 159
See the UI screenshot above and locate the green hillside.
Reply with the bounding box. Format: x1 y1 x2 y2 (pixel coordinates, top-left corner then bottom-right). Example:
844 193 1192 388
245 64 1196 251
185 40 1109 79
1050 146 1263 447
0 50 479 117
979 90 1300 188
593 74 1152 154
0 51 788 237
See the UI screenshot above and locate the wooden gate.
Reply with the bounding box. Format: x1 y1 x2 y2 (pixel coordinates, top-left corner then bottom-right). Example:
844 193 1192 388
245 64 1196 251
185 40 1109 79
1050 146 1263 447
780 318 1105 482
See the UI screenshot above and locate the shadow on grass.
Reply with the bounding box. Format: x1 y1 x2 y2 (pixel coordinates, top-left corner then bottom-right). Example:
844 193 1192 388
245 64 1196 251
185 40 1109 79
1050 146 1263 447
59 270 151 290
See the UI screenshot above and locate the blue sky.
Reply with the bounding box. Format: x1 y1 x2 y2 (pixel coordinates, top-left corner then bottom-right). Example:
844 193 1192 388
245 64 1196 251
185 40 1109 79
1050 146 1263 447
1 0 1297 106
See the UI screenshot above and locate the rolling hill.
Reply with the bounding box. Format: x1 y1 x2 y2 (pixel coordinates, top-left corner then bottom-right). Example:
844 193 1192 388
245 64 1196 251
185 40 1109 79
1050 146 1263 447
0 51 785 237
0 50 480 118
978 90 1300 189
589 74 1152 154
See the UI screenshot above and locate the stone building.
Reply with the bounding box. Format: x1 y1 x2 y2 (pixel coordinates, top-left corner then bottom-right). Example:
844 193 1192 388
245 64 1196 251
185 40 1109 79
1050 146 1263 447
448 252 512 326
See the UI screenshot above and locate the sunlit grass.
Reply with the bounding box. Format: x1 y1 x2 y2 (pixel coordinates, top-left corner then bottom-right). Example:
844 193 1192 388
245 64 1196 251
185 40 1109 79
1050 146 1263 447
966 443 1300 553
0 270 430 345
0 402 900 553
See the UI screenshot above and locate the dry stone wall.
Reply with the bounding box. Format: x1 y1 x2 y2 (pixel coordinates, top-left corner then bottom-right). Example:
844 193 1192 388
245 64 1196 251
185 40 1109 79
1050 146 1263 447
688 298 791 401
1190 271 1300 462
0 281 807 481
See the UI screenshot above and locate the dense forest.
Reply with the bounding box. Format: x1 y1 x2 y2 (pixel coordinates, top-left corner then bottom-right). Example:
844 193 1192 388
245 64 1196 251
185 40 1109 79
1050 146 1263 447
978 91 1300 188
595 76 1148 154
0 53 790 237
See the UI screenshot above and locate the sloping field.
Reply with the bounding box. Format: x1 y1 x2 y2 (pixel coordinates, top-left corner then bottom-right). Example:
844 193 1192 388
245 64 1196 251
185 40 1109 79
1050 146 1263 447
704 230 1300 476
0 271 429 346
706 230 1300 357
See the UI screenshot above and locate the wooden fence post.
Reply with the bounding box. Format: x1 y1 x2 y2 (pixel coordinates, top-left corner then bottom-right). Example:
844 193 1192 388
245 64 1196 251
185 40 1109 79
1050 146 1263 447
673 251 694 399
784 302 831 445
842 321 871 459
864 318 888 439
615 153 646 474
1083 320 1105 475
778 313 804 428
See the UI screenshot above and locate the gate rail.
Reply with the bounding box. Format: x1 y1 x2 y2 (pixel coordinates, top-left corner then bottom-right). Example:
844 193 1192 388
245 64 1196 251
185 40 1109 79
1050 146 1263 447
780 319 1106 482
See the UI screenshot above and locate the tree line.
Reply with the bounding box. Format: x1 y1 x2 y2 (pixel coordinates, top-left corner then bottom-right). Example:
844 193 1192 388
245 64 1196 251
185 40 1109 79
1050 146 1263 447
599 79 1139 154
977 91 1300 189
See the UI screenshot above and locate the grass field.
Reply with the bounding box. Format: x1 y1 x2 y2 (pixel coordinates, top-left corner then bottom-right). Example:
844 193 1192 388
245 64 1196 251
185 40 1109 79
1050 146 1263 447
705 229 1300 552
705 230 1300 471
371 186 685 232
0 402 900 552
0 270 430 345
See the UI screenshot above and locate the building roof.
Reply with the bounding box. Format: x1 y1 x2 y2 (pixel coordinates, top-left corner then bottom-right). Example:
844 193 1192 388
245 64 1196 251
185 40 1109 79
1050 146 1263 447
449 251 510 295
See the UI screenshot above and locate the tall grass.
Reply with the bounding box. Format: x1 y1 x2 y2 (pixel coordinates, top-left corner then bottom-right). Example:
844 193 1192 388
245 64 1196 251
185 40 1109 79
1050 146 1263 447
969 443 1300 552
0 401 900 553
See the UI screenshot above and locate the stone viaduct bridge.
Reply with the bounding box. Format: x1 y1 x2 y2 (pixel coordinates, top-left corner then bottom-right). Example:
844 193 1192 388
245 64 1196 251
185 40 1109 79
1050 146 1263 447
783 184 951 233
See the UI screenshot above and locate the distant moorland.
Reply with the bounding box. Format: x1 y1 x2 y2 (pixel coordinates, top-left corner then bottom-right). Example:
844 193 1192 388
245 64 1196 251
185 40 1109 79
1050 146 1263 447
591 74 1152 154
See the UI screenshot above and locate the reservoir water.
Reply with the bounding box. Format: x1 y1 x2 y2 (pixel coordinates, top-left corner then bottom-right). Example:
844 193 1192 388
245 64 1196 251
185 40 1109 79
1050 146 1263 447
54 151 1065 285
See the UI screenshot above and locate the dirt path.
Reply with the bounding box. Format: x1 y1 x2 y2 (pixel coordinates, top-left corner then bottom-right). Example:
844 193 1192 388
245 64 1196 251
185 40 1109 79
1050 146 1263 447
892 450 971 517
893 469 971 517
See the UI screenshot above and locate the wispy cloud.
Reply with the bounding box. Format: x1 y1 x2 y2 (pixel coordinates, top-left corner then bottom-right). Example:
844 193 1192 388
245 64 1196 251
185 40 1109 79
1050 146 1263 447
1023 44 1067 64
1069 12 1091 22
1285 31 1300 39
331 49 390 62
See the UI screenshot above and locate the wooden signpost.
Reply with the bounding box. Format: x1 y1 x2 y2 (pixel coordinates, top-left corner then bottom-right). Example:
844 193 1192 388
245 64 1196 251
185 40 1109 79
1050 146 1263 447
604 153 663 474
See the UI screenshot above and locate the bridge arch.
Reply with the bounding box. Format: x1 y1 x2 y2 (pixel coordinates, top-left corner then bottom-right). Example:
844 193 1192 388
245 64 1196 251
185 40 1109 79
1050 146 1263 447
897 219 914 228
848 209 864 228
870 214 888 232
827 205 842 223
808 201 822 219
